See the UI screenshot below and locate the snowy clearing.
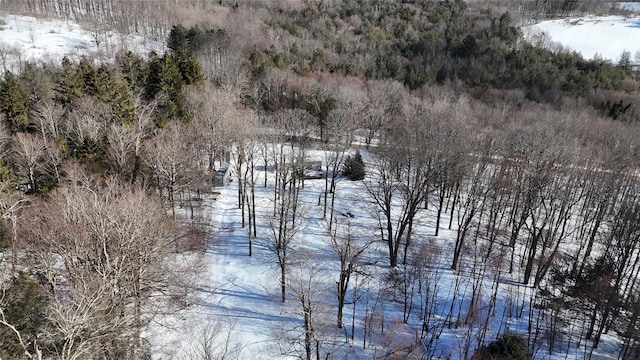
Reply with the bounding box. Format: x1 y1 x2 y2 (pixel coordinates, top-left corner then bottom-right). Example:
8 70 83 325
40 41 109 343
0 12 163 71
155 145 620 360
523 15 640 63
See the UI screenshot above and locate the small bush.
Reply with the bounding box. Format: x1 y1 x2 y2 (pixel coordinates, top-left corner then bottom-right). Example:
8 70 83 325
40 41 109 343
342 151 365 181
0 273 50 357
472 333 530 360
0 218 8 250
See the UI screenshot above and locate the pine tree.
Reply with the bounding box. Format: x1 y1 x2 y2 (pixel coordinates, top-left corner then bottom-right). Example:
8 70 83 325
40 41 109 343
0 72 30 132
145 53 183 99
175 49 204 86
146 50 204 123
167 24 189 53
107 71 135 125
118 51 148 91
79 58 100 97
55 57 83 105
342 151 365 181
18 62 54 108
0 273 50 357
472 333 530 360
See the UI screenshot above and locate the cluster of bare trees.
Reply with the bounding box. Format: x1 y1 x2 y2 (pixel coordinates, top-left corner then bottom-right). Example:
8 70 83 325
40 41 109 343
377 100 640 358
2 59 639 360
0 62 229 360
0 172 200 359
243 73 640 357
211 66 640 357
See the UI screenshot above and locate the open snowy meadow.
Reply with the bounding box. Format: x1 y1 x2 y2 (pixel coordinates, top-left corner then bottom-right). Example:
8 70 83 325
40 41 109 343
0 13 163 72
523 3 640 63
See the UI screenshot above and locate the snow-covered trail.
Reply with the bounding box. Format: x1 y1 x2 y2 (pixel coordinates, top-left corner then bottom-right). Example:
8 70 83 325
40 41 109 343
198 183 290 359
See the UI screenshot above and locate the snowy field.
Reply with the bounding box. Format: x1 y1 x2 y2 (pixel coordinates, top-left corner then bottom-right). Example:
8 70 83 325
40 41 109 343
524 14 640 63
0 13 163 71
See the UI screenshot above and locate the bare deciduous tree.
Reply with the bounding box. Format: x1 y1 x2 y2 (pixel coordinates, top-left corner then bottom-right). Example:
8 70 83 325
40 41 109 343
130 91 157 184
105 122 137 180
326 219 372 329
143 123 196 217
177 319 242 360
31 99 64 141
364 100 440 268
61 97 109 156
362 80 404 147
21 177 193 358
263 168 306 303
261 111 312 302
285 259 331 360
11 132 46 192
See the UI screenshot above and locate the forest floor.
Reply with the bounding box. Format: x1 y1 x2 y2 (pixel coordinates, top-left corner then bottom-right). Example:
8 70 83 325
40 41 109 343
158 147 620 359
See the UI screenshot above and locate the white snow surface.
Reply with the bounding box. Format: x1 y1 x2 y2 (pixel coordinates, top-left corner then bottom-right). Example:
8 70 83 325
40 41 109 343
152 147 620 360
0 13 163 70
524 15 640 62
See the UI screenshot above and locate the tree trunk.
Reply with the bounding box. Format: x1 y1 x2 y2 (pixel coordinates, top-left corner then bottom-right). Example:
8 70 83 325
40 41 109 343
304 310 312 360
523 230 541 285
435 183 445 237
281 262 286 303
448 184 458 230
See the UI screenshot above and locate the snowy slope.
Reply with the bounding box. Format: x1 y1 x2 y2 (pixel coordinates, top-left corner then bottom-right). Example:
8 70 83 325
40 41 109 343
0 13 163 71
523 15 640 63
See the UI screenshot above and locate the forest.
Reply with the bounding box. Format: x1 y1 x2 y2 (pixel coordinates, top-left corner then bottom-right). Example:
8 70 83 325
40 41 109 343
0 0 639 359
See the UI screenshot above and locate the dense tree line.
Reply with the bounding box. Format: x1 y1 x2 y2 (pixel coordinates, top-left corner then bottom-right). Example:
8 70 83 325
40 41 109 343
252 0 631 104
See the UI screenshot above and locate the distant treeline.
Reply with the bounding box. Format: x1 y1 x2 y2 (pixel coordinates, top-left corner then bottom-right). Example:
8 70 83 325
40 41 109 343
251 0 634 106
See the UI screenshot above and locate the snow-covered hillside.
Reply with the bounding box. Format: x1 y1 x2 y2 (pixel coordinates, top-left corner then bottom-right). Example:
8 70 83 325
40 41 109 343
0 13 163 71
523 14 640 63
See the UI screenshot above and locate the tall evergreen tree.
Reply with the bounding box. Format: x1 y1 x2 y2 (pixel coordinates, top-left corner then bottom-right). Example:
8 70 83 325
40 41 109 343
54 57 83 105
118 51 148 91
174 49 205 86
0 273 50 357
78 59 101 97
167 24 189 53
145 52 186 123
18 62 54 108
107 71 135 125
0 72 30 132
145 52 183 99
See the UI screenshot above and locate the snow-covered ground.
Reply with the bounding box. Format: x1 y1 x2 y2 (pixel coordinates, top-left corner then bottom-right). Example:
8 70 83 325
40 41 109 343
161 150 456 359
157 146 620 360
524 14 640 63
0 13 163 71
